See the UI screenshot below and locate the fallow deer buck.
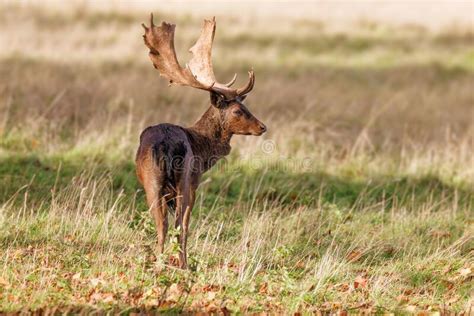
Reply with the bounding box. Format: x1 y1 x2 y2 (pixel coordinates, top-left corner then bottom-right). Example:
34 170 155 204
136 15 266 268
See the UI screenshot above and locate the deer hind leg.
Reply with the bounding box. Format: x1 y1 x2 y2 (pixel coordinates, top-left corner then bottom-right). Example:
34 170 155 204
175 189 195 269
174 159 196 269
142 168 168 254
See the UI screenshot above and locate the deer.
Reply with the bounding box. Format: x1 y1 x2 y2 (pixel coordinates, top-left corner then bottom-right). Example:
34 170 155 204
136 14 266 269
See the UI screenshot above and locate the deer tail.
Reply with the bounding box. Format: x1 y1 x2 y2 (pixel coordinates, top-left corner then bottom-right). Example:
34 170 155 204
151 142 172 180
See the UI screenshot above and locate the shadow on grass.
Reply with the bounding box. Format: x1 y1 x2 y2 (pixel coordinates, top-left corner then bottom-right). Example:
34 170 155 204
1 155 472 213
0 155 139 206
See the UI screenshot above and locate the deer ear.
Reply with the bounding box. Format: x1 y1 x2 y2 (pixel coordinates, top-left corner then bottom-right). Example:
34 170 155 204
210 91 219 105
210 91 227 108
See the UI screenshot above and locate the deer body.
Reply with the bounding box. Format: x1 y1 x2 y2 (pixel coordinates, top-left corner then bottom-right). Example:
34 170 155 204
136 16 265 268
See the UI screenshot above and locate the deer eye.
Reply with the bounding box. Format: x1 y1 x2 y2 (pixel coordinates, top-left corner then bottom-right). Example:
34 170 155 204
232 109 243 116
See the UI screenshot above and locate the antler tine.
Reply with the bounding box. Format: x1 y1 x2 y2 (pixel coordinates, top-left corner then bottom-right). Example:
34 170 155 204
150 13 155 27
224 73 237 87
236 70 255 96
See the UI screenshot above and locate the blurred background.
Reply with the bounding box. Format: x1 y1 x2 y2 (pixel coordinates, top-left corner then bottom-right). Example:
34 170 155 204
1 0 472 157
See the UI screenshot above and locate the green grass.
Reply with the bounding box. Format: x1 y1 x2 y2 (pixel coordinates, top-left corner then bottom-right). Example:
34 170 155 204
0 151 472 313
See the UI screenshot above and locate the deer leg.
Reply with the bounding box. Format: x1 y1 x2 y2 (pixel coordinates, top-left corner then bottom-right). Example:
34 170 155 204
174 155 196 269
153 195 168 254
175 187 195 269
143 176 168 254
181 189 195 268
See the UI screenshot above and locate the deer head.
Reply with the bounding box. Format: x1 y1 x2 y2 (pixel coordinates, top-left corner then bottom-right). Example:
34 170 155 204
142 14 266 136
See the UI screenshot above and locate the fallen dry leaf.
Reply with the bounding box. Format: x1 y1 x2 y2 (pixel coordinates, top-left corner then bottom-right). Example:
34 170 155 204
89 278 104 287
442 264 454 274
143 288 156 298
459 267 471 277
102 293 115 303
168 256 180 267
201 284 221 292
190 284 201 294
346 250 363 262
295 260 306 269
167 283 185 302
7 294 16 302
206 302 220 313
402 288 413 295
190 299 206 310
441 279 455 290
354 275 368 289
335 283 350 292
258 282 268 294
397 294 409 303
89 291 114 304
0 277 9 287
158 299 176 309
207 291 217 301
405 305 417 312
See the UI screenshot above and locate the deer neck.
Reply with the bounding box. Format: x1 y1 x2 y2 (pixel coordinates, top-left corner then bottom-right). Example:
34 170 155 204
188 105 232 159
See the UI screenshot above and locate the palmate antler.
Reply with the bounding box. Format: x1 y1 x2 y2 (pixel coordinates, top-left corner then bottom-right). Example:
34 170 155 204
142 14 254 100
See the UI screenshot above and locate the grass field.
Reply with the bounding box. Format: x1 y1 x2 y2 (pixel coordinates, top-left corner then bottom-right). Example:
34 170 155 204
0 2 473 314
